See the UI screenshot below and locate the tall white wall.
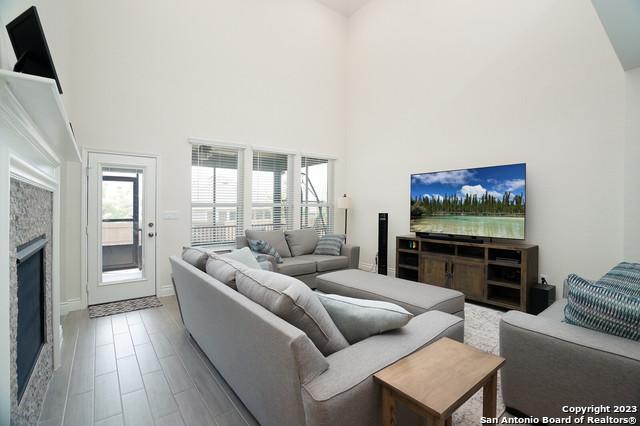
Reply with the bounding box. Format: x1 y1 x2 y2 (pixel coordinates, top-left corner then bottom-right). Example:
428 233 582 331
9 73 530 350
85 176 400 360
2 0 634 306
61 0 347 302
625 68 640 261
346 0 626 292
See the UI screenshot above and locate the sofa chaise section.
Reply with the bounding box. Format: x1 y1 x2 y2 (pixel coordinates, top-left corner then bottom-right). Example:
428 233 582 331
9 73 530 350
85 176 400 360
316 269 465 317
302 311 463 425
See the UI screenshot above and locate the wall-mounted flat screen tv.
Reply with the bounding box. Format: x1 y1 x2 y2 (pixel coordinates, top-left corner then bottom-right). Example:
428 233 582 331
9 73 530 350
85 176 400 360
6 6 63 94
410 163 526 240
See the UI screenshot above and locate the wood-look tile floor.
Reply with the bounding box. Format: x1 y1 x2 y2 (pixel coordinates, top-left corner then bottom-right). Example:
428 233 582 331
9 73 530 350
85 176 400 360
38 296 258 426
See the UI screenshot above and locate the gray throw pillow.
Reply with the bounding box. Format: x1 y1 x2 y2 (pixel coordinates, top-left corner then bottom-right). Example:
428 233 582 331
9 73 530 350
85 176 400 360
235 268 349 355
205 253 249 289
315 293 414 344
314 234 345 256
182 247 208 271
248 239 283 264
285 229 319 256
245 230 292 258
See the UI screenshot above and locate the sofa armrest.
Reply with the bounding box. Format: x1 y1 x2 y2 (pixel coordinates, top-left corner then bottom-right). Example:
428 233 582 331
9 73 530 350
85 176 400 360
301 311 463 425
236 236 249 248
257 260 273 271
341 244 360 269
500 311 640 418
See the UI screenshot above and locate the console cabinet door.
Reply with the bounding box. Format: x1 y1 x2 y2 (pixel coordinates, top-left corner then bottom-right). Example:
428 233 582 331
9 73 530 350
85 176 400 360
451 260 485 299
421 256 449 287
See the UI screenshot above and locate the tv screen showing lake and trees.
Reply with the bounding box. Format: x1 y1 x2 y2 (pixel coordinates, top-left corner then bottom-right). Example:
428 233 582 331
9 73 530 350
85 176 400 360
410 163 526 240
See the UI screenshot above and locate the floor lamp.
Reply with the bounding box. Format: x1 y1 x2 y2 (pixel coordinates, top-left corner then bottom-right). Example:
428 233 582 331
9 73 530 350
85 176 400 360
337 194 352 243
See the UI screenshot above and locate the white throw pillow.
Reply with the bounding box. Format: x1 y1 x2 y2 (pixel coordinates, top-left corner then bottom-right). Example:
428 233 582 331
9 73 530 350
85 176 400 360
223 247 261 270
315 293 414 344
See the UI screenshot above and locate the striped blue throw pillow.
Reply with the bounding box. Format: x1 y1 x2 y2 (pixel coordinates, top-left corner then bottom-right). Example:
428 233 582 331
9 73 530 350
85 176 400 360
314 234 345 256
597 262 640 298
564 274 640 341
248 239 283 264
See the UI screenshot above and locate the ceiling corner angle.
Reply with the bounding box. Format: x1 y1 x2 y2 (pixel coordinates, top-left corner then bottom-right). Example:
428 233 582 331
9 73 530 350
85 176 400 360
314 0 371 17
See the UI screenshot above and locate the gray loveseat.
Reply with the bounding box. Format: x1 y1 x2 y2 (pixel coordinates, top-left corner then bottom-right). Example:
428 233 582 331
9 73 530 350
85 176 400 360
237 229 360 287
500 294 640 420
170 256 464 426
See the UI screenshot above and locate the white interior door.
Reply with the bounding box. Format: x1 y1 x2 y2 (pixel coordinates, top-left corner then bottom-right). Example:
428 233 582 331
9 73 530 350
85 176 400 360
87 152 157 305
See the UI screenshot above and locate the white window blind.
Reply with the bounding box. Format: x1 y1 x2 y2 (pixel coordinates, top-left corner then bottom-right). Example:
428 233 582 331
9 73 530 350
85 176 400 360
191 144 244 246
252 151 292 231
300 156 333 236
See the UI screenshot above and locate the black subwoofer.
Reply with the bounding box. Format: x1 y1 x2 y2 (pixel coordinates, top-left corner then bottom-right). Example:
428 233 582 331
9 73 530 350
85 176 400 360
528 283 556 315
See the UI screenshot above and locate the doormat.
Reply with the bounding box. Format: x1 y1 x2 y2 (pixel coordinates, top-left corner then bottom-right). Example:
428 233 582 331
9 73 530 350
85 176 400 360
88 296 162 318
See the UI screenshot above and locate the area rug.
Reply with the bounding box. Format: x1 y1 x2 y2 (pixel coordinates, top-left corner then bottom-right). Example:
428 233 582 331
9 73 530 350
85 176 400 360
88 296 162 318
453 302 506 425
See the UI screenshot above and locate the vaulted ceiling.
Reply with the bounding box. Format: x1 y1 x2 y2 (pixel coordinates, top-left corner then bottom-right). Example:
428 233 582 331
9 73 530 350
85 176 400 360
314 0 371 17
591 0 640 70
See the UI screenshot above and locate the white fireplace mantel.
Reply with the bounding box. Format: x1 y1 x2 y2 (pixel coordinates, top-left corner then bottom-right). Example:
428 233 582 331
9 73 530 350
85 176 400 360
0 69 80 424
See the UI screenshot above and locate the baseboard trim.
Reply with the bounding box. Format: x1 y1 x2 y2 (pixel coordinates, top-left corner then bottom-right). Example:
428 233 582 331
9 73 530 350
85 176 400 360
359 262 375 272
157 284 175 297
358 262 395 276
60 285 175 314
60 298 84 315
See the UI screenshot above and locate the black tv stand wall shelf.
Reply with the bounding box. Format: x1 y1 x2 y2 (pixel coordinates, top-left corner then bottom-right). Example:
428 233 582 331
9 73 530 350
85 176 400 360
396 235 538 312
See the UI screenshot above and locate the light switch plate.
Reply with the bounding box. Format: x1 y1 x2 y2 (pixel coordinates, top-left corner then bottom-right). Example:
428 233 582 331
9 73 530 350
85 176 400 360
162 210 179 220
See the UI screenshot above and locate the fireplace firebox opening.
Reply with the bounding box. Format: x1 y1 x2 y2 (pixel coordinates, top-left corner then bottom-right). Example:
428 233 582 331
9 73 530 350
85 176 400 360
16 235 48 402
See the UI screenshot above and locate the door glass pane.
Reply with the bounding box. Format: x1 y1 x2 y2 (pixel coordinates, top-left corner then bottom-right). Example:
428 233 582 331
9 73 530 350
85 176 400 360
101 167 144 285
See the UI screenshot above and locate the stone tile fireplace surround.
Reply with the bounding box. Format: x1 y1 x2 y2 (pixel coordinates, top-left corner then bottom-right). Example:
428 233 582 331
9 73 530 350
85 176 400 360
9 179 54 425
1 70 81 424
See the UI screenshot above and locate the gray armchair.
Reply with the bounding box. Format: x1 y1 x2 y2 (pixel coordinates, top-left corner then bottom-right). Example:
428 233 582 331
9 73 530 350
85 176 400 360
500 300 640 420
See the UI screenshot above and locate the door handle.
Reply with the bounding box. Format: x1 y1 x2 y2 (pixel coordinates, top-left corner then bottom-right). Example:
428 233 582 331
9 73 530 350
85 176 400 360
148 232 155 238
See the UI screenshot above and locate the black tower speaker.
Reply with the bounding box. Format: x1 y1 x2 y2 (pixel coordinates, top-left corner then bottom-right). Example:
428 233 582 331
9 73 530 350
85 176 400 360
378 213 388 275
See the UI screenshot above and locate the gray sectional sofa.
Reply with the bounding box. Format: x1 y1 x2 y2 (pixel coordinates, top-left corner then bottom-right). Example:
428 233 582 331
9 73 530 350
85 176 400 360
169 255 465 426
500 298 640 420
237 229 360 286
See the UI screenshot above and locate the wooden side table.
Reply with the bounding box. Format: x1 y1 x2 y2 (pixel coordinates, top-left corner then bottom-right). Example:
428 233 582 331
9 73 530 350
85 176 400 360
373 337 505 425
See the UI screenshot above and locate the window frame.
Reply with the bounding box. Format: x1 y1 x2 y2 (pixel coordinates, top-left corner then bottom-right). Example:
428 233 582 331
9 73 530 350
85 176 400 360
190 141 246 247
250 150 295 232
